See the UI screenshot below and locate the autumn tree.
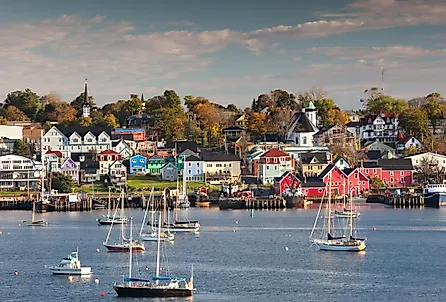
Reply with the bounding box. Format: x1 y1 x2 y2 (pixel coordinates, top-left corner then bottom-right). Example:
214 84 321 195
248 112 267 141
0 116 7 125
329 142 365 166
195 102 222 146
422 93 444 134
102 113 120 128
298 87 327 106
399 108 430 140
1 106 29 121
37 97 77 124
4 89 42 119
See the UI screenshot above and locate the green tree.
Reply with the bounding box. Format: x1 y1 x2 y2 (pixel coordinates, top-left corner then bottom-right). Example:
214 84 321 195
0 116 7 125
90 110 104 125
164 90 181 108
369 177 383 192
127 94 143 115
399 108 430 139
13 139 32 157
51 173 74 193
184 119 202 141
313 98 339 126
4 89 42 119
70 92 95 112
422 93 443 134
226 104 240 113
270 89 298 109
2 106 29 121
366 94 408 114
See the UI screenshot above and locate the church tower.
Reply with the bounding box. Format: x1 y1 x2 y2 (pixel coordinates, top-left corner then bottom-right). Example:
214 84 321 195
305 101 317 126
82 79 91 118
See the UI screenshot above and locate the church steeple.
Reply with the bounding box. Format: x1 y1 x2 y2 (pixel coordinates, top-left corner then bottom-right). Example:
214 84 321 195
82 79 91 118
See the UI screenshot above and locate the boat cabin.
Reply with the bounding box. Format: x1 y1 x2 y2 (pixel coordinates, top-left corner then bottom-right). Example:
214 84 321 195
424 184 446 194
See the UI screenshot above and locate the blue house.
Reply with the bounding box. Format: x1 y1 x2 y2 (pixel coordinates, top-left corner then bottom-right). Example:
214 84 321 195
129 155 147 175
183 155 204 182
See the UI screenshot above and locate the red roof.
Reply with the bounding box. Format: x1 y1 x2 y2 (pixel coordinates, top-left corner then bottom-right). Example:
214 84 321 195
46 150 62 157
261 148 288 158
98 150 120 156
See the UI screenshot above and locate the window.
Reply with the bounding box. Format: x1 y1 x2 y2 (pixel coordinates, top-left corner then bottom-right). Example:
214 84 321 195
197 163 200 167
132 160 136 163
318 189 322 193
207 164 212 167
303 136 307 145
188 170 192 174
365 169 369 173
229 163 232 167
267 166 270 170
216 164 222 167
197 169 200 174
274 165 277 170
373 169 376 173
400 171 404 176
140 159 144 163
390 171 394 176
188 163 191 167
390 178 394 182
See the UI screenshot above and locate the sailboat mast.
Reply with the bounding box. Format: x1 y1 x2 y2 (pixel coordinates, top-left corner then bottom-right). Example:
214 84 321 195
327 173 332 235
349 190 353 238
107 186 111 217
155 212 162 279
129 217 133 278
120 191 125 242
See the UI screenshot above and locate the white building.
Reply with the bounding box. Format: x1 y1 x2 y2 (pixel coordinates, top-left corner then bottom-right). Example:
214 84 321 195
0 154 42 190
286 101 319 147
0 125 23 140
347 113 399 143
405 152 446 171
42 126 112 158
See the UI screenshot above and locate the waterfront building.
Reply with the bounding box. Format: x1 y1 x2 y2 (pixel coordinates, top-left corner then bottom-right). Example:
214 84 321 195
183 155 204 182
61 158 80 183
258 148 293 184
129 155 147 175
299 152 329 177
359 159 414 187
147 155 166 175
273 171 301 196
201 152 241 184
45 150 63 172
161 162 179 181
348 113 399 143
97 150 126 181
0 154 42 190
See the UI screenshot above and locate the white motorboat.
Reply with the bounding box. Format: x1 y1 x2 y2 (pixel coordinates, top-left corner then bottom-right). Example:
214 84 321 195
49 248 92 275
333 208 360 218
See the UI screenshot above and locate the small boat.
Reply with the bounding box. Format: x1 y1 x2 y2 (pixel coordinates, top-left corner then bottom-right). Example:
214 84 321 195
49 248 92 275
195 201 211 207
423 183 446 208
27 200 48 227
309 174 366 252
103 193 145 253
113 213 195 298
334 208 360 218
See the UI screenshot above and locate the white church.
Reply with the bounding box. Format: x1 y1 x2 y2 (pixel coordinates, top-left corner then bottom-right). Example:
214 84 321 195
286 101 319 146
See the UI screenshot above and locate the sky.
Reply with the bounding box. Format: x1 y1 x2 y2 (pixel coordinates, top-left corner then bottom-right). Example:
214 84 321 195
1 0 446 110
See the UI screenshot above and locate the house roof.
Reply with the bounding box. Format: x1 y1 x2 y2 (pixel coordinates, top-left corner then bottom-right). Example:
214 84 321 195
300 152 328 164
184 155 202 162
80 159 99 169
378 159 414 170
333 156 350 166
273 171 300 183
301 177 326 188
306 101 316 110
57 125 111 138
179 149 197 157
288 111 318 133
200 152 240 162
361 113 397 125
165 140 198 153
314 125 334 136
148 155 164 160
161 162 177 170
365 150 382 161
263 133 280 142
130 154 146 160
70 152 94 162
98 150 120 156
46 150 62 157
346 121 361 128
319 164 336 179
260 148 288 158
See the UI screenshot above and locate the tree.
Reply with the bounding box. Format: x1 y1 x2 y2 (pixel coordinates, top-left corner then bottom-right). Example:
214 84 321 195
13 139 32 157
127 94 143 115
164 90 181 108
4 89 42 119
184 119 202 142
270 89 298 110
399 108 430 140
414 155 446 184
403 145 419 156
102 113 120 128
51 173 74 193
90 110 104 125
154 107 185 140
422 93 443 134
79 116 93 127
226 104 241 113
369 177 383 193
70 92 95 112
329 143 365 166
298 87 327 105
366 94 408 115
2 106 29 121
0 116 7 125
248 112 267 140
313 99 338 126
251 94 271 112
195 102 222 146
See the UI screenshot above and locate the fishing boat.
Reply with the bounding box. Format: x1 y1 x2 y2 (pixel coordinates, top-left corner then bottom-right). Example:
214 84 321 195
310 174 366 252
97 188 128 225
103 193 145 253
113 213 195 298
49 248 92 275
423 183 446 208
140 189 174 242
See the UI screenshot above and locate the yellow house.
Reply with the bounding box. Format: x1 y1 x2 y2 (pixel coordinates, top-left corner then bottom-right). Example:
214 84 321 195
300 152 329 177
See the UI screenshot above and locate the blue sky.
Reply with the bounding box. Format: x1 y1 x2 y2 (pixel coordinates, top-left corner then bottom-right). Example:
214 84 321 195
1 0 446 109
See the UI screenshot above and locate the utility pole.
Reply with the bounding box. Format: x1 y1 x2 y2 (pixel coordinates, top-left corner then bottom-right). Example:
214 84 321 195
381 67 385 91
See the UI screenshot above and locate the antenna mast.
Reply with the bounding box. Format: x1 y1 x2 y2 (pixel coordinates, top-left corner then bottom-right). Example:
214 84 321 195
381 67 385 91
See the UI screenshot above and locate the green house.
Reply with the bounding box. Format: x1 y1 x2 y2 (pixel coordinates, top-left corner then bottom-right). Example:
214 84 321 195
165 149 199 173
147 155 166 175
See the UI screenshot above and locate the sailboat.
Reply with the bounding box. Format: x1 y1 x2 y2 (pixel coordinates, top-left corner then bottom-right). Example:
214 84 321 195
103 192 145 252
150 190 200 233
113 213 195 297
310 174 366 252
98 187 128 225
27 199 48 226
140 189 174 242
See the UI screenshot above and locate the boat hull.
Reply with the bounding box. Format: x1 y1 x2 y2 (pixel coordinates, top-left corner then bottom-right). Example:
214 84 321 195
334 212 360 218
423 192 446 208
49 267 92 275
156 226 199 233
27 220 48 226
141 233 175 241
314 240 366 252
103 243 145 252
113 286 192 297
97 219 127 225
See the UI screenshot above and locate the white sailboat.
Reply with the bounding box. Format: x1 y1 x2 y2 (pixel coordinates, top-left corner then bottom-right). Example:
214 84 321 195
334 179 360 218
310 174 366 252
140 189 174 242
103 192 145 252
26 173 48 226
98 187 128 225
49 248 92 275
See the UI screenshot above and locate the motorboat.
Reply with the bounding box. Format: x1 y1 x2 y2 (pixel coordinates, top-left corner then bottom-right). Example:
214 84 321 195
49 248 92 275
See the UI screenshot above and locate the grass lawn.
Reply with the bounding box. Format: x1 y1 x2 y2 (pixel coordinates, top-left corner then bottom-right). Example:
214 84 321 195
127 175 220 193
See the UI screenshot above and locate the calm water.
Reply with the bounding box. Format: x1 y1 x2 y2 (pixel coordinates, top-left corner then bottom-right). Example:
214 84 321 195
1 206 446 302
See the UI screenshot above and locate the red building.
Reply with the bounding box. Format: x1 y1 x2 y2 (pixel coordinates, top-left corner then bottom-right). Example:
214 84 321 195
359 159 414 187
273 171 301 195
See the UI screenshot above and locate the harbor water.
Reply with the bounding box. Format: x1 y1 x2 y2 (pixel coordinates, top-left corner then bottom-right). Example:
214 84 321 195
1 206 446 301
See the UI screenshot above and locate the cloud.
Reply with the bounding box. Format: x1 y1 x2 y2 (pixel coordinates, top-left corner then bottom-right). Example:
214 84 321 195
168 21 195 27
